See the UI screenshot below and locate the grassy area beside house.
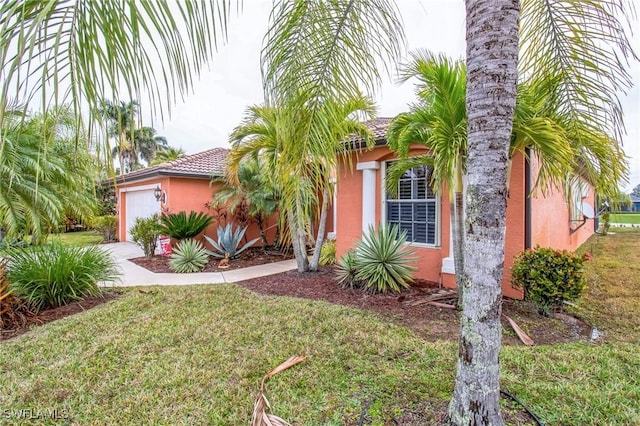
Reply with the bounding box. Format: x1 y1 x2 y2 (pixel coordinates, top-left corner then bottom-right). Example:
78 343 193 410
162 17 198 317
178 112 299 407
1 230 639 425
49 230 104 246
610 213 640 224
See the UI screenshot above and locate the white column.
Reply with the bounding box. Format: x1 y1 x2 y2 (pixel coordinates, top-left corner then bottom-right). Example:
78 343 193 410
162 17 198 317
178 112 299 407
356 161 380 233
441 215 455 274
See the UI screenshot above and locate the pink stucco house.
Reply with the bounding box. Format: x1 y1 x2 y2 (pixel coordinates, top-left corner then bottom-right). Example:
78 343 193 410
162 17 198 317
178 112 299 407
335 118 597 299
113 148 279 246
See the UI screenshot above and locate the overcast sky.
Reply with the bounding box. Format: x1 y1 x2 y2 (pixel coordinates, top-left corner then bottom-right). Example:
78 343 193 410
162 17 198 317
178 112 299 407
147 0 640 192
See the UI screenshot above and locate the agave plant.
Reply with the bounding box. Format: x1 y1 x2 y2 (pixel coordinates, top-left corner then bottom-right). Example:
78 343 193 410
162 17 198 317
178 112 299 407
169 239 209 273
204 224 259 259
160 211 213 240
353 225 417 294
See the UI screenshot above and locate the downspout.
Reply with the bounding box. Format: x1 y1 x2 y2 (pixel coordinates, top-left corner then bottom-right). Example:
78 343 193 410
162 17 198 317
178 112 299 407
524 148 532 250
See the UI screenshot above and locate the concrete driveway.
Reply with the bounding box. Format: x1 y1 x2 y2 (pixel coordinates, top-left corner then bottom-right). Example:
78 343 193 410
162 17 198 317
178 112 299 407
100 242 297 287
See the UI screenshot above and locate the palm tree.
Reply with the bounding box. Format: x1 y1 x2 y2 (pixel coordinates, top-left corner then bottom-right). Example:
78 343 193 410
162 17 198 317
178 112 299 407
151 146 186 165
257 0 404 272
386 51 625 305
0 107 98 243
212 159 279 247
99 100 138 174
135 127 168 166
0 1 231 130
447 1 636 423
227 97 377 272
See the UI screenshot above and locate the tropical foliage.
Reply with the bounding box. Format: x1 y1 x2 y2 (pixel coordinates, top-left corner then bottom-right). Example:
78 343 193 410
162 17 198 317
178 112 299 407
337 225 416 294
511 247 588 316
129 215 162 257
0 106 98 243
169 239 209 273
204 224 259 259
151 146 186 165
6 243 119 310
90 215 118 243
319 239 336 266
212 159 279 247
159 211 213 241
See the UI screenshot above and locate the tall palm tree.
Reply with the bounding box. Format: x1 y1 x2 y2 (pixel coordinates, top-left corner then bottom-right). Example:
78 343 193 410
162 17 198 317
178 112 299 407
99 100 138 174
135 127 169 166
447 1 636 423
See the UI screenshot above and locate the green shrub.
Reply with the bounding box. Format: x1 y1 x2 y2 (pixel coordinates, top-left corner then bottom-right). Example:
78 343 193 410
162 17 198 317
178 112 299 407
335 250 362 289
160 211 213 240
336 225 416 294
511 246 587 316
599 212 611 235
130 215 162 257
6 243 119 310
169 239 209 273
204 224 259 259
319 240 336 265
91 215 118 242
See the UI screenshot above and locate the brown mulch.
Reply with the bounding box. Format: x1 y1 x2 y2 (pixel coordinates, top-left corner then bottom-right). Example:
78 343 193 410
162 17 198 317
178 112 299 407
235 266 593 346
1 292 120 342
129 247 294 273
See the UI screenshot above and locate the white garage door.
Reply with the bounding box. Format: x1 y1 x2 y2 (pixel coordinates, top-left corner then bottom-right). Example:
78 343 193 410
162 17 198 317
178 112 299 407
125 189 161 241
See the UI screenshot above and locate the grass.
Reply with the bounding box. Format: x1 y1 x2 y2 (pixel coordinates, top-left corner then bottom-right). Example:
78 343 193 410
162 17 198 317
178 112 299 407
49 231 103 246
0 230 639 425
609 213 640 224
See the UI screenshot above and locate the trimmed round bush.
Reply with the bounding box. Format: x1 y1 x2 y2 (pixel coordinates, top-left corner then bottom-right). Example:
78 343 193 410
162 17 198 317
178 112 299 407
169 239 209 273
511 246 587 316
7 243 119 310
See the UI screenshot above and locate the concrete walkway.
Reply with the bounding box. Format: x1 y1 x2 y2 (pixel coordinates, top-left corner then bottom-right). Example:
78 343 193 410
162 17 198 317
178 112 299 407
100 242 297 287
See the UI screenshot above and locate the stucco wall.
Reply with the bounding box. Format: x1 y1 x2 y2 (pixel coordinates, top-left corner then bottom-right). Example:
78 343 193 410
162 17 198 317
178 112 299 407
529 155 595 251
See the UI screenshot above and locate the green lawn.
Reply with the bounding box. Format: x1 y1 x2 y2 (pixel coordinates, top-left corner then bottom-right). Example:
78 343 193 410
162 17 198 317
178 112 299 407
49 230 103 246
610 213 640 224
1 231 639 425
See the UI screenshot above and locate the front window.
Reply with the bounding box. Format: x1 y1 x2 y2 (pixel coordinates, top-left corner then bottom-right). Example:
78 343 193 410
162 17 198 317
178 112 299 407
385 162 438 245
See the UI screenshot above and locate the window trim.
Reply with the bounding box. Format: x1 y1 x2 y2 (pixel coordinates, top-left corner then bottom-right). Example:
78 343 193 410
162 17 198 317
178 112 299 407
381 160 441 248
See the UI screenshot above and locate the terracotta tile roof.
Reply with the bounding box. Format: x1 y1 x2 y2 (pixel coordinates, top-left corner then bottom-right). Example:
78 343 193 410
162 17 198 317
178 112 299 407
344 117 393 149
115 147 229 184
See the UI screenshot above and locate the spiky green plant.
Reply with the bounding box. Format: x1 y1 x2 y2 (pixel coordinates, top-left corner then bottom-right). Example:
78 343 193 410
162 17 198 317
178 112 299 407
354 225 417 294
160 211 214 240
169 239 209 273
204 224 259 259
335 250 361 290
6 243 119 310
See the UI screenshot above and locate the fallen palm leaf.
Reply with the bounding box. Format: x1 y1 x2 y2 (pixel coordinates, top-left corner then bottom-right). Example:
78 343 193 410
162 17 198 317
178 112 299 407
502 314 534 346
251 355 307 426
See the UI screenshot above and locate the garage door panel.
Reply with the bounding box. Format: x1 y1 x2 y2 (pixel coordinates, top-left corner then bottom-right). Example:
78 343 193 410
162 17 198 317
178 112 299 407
125 189 161 241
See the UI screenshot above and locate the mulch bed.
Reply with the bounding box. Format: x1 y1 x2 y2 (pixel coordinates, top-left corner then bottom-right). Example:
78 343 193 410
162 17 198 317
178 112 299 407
129 247 294 273
235 266 593 346
1 292 120 342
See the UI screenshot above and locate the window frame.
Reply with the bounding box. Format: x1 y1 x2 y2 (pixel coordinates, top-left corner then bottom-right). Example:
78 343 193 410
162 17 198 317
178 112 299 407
381 160 441 248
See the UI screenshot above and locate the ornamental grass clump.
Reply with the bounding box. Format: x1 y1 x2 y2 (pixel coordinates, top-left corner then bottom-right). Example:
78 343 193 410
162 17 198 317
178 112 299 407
511 246 588 316
6 243 119 310
169 239 209 273
336 225 417 294
319 239 336 265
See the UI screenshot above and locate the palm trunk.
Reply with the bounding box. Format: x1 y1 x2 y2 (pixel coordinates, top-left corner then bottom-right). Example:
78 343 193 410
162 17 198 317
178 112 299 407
287 208 309 273
309 187 329 271
447 1 519 425
453 156 465 308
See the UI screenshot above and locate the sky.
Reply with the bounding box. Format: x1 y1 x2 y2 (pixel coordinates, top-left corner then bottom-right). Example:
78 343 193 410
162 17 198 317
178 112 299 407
146 0 640 192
